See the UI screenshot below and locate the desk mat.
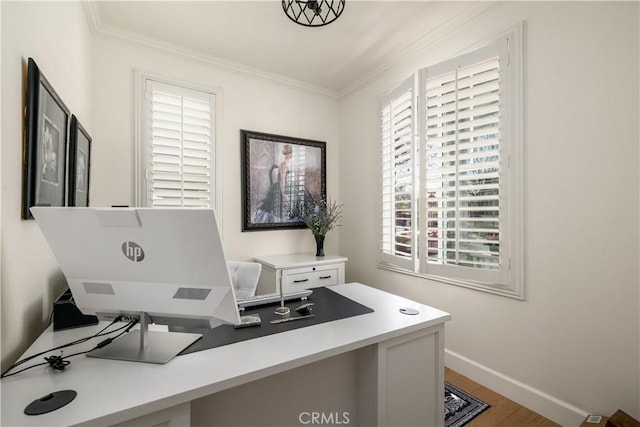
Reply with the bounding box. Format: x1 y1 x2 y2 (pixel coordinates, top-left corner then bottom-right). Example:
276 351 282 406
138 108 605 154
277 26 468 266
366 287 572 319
180 286 374 355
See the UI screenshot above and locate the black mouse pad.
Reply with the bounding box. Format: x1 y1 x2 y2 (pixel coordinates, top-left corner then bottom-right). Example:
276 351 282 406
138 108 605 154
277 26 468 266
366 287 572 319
180 286 374 355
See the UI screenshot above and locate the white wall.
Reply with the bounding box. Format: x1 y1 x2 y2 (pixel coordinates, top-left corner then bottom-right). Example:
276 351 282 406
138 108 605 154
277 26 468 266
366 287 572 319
90 35 340 261
1 1 93 369
339 1 639 423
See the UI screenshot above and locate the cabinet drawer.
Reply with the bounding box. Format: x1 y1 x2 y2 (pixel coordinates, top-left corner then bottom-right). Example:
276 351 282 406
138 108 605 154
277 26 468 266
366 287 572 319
282 265 339 292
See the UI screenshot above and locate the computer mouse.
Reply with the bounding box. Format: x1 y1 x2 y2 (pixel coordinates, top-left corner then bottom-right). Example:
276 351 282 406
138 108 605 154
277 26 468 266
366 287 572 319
295 302 314 315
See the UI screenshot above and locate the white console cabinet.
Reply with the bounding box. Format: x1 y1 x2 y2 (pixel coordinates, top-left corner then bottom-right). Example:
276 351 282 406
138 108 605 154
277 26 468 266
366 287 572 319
254 253 347 295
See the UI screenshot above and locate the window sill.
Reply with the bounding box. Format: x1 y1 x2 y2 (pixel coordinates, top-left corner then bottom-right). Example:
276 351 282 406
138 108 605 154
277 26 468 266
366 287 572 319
377 261 524 300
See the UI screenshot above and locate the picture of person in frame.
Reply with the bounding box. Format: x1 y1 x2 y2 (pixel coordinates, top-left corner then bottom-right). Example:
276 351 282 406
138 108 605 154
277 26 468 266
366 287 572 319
252 143 294 223
76 150 87 191
41 116 59 185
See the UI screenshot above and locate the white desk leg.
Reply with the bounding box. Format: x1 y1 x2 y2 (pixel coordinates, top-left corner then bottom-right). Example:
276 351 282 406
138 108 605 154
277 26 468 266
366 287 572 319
357 324 445 427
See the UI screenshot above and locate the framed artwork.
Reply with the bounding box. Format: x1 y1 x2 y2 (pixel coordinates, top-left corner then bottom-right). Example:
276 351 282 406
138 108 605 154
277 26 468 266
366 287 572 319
67 115 92 207
22 58 70 219
241 130 326 231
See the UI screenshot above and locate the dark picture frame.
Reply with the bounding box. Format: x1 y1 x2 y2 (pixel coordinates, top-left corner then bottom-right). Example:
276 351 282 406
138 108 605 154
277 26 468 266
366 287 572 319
67 115 92 207
22 58 70 219
241 130 326 231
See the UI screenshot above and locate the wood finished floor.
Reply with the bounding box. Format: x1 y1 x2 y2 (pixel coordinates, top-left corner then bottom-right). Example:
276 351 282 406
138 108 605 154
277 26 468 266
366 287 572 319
445 368 560 427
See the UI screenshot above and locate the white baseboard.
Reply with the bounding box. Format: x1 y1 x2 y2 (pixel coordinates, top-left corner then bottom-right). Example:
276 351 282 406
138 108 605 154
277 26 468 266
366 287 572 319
445 349 589 426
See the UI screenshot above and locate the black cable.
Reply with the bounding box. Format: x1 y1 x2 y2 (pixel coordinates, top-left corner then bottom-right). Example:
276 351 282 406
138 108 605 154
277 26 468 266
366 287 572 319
1 318 138 379
2 349 84 378
2 317 122 374
0 361 50 378
44 354 71 371
1 319 138 379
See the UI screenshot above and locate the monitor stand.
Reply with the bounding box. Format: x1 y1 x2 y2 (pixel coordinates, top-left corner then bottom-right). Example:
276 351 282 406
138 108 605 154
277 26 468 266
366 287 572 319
87 313 202 364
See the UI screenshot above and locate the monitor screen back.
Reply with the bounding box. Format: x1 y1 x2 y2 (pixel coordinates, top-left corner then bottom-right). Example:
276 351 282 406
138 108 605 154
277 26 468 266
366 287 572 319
31 207 240 325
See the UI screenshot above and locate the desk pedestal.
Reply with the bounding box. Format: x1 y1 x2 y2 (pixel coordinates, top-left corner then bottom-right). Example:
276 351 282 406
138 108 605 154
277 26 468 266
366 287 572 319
358 325 445 426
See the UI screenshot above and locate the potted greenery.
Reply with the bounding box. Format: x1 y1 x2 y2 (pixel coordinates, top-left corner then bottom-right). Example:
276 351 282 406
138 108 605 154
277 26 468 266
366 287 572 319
294 197 343 257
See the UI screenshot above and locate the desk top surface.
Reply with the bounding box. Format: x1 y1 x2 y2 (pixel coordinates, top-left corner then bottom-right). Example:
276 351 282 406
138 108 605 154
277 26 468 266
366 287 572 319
1 283 450 427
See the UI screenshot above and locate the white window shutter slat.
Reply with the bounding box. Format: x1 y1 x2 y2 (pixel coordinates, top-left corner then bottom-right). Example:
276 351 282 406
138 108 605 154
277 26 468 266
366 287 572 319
420 43 503 285
379 77 416 271
144 80 215 208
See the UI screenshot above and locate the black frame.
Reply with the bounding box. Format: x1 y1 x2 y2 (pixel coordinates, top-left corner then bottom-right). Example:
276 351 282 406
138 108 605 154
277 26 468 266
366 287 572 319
67 115 92 207
241 130 326 231
23 58 70 219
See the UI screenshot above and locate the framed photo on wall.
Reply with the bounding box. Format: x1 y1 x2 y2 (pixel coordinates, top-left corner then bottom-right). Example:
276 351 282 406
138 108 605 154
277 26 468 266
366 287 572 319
22 57 70 219
67 115 92 207
241 130 326 231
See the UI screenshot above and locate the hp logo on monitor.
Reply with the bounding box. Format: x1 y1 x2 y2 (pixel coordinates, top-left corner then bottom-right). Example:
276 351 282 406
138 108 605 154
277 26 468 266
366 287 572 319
122 241 145 262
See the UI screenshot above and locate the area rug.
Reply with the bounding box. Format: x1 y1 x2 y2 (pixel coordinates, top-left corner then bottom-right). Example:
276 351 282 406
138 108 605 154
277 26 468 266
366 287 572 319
445 382 490 427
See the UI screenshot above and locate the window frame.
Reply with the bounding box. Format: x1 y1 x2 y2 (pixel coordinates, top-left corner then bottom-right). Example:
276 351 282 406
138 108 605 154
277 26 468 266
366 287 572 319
134 71 223 216
378 24 524 299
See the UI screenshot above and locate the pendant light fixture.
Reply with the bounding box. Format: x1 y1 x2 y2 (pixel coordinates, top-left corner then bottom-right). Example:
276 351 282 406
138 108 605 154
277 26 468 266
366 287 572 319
282 0 345 27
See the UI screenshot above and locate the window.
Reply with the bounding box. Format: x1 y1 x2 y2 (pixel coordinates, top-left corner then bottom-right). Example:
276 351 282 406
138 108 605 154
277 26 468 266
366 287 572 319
136 74 221 212
379 25 524 298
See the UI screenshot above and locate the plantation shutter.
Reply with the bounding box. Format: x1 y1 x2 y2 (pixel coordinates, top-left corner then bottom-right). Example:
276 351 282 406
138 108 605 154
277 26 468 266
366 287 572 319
420 41 506 285
380 77 416 270
145 80 215 208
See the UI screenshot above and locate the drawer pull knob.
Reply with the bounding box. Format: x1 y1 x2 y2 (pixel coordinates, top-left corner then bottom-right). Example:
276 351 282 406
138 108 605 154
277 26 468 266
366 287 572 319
319 276 332 279
293 279 309 283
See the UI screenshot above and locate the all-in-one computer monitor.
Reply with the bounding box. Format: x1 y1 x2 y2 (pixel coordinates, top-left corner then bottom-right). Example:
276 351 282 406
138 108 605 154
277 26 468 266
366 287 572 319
31 207 241 364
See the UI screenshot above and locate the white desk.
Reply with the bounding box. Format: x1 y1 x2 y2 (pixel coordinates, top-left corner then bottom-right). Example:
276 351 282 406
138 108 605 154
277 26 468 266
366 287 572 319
1 283 450 426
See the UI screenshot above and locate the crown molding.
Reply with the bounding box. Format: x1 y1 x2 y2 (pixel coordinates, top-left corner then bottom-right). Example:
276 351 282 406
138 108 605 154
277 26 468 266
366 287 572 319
81 1 339 99
81 1 102 35
338 1 508 98
82 1 506 101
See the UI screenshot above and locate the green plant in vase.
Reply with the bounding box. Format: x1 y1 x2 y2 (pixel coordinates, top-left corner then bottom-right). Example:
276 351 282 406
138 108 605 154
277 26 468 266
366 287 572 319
294 197 343 257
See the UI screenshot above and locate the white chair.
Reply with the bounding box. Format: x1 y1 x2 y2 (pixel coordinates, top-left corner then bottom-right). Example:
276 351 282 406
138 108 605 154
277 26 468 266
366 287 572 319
227 261 261 299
